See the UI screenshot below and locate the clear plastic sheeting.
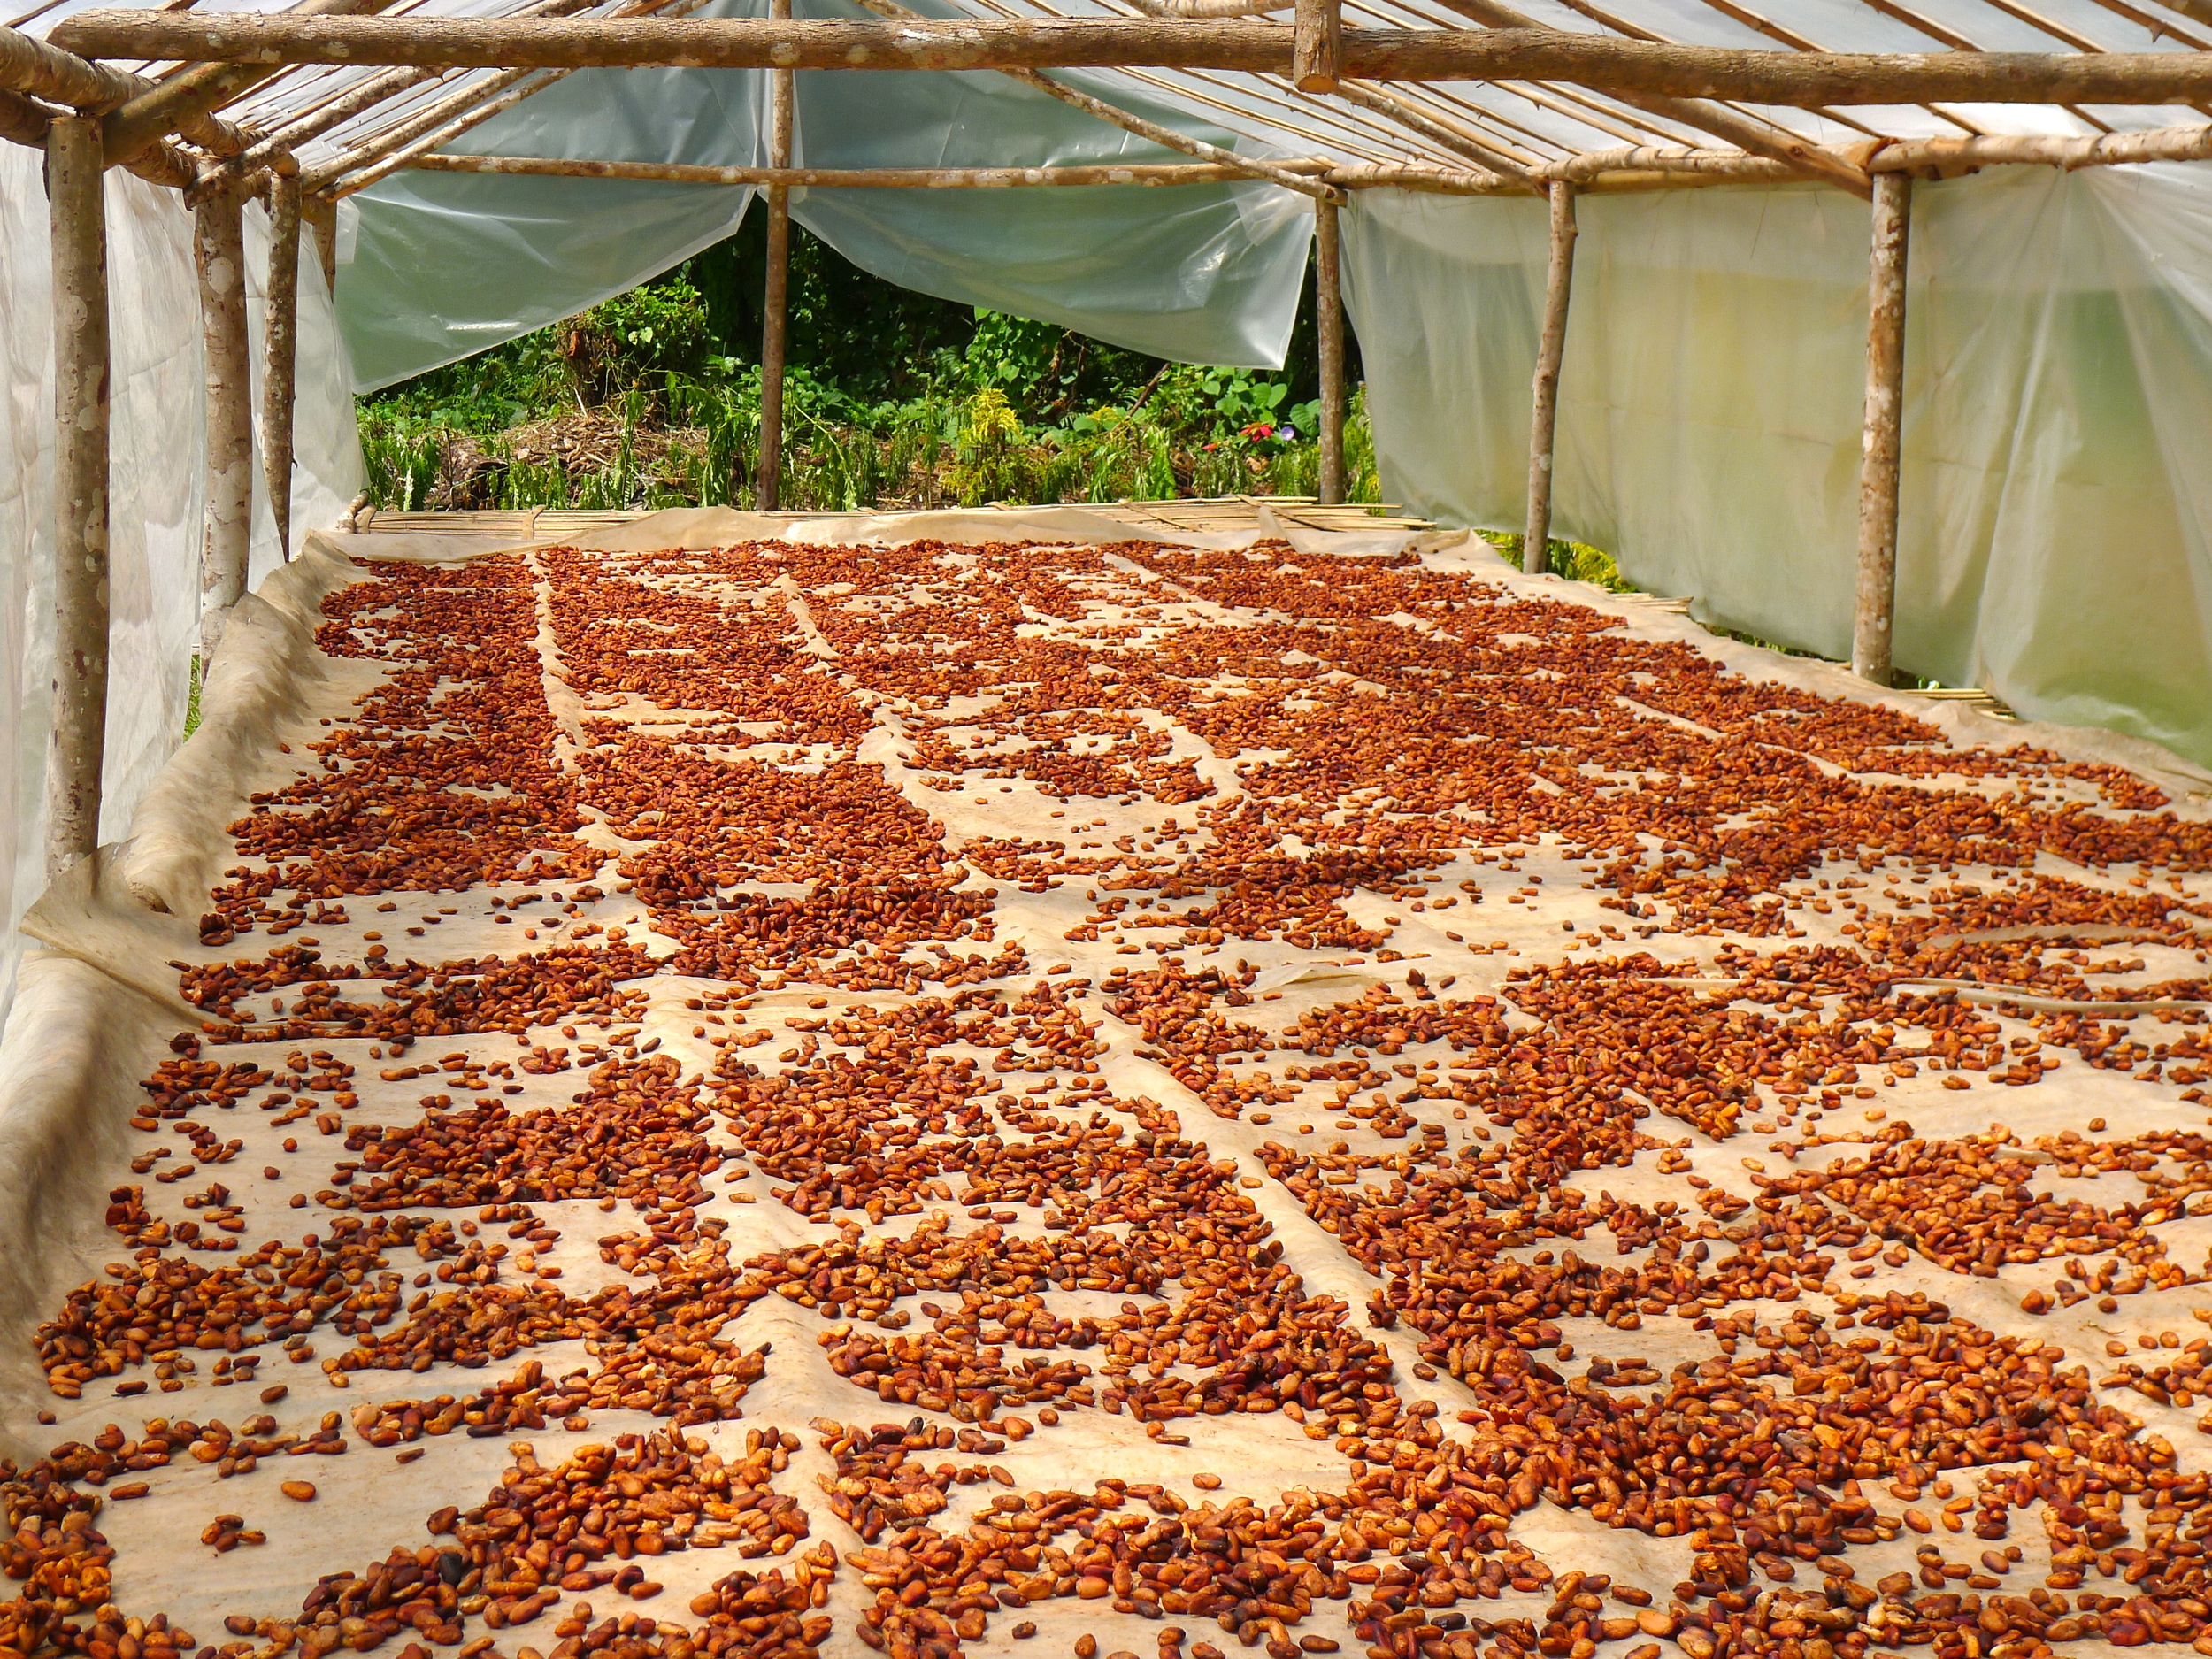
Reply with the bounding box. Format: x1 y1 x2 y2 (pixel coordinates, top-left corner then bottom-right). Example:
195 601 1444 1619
0 147 364 1023
1340 169 2212 771
787 0 1313 369
342 50 764 390
339 0 1313 388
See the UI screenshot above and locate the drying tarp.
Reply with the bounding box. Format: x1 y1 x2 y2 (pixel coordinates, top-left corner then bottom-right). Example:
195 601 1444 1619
339 0 1315 390
0 147 364 1024
1340 165 2212 769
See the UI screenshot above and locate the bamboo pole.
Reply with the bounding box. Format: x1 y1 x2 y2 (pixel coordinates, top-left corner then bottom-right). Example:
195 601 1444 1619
63 12 2212 108
98 0 397 169
1522 180 1576 579
1852 171 1909 687
46 112 109 877
303 192 339 291
193 0 632 200
1294 0 1341 92
1315 196 1346 506
264 173 303 563
757 0 792 515
845 0 1340 201
195 180 254 657
310 0 722 197
306 65 557 194
1418 0 1872 193
1329 79 1534 179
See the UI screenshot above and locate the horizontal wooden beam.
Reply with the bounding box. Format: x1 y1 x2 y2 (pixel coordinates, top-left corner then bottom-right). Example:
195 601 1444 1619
404 151 1348 187
1 21 141 111
1872 122 2212 168
1 22 252 157
404 148 1939 195
48 12 2212 106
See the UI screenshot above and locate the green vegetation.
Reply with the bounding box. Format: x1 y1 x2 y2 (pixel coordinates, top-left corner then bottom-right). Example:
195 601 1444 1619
1476 529 1640 592
359 213 1381 514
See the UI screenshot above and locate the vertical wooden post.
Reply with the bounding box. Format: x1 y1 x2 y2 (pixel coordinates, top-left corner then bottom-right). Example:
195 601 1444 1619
1523 180 1577 578
265 173 303 562
757 0 793 513
195 180 253 655
1293 0 1341 92
1314 196 1346 506
46 114 111 876
303 191 339 294
1853 171 1911 687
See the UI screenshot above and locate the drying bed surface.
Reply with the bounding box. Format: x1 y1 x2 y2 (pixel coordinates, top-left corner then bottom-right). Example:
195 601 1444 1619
10 535 2212 1659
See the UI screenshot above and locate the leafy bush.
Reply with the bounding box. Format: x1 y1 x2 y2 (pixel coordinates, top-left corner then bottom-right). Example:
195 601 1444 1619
357 224 1389 518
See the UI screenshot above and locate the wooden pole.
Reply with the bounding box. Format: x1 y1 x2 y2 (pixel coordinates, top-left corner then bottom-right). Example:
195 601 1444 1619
265 173 303 562
60 12 2212 108
1523 180 1577 579
96 0 396 168
402 151 1347 188
303 192 339 292
46 113 109 877
1293 0 1341 92
757 0 792 514
1852 171 1909 687
1315 196 1346 507
195 180 253 657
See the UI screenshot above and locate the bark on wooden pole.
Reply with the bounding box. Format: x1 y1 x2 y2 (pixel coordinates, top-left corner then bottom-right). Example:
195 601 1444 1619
757 0 792 514
46 113 109 877
264 173 303 562
303 193 339 293
1852 171 1910 687
403 152 1342 188
1523 180 1577 579
1293 0 1341 91
195 180 253 657
1315 196 1347 507
60 12 2212 109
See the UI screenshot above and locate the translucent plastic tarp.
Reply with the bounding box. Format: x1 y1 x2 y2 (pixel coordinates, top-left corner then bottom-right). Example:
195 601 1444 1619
341 51 764 390
1340 166 2212 770
338 0 1314 390
0 147 364 1023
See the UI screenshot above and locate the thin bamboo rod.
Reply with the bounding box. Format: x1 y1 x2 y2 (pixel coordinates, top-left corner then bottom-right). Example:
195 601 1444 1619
308 0 722 196
1852 171 1909 687
264 173 303 562
195 180 253 658
62 11 2212 109
1522 180 1575 579
846 0 1340 200
758 0 790 514
99 0 395 166
1417 0 1870 190
1331 77 1532 174
326 65 564 195
46 112 109 878
1314 195 1346 505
